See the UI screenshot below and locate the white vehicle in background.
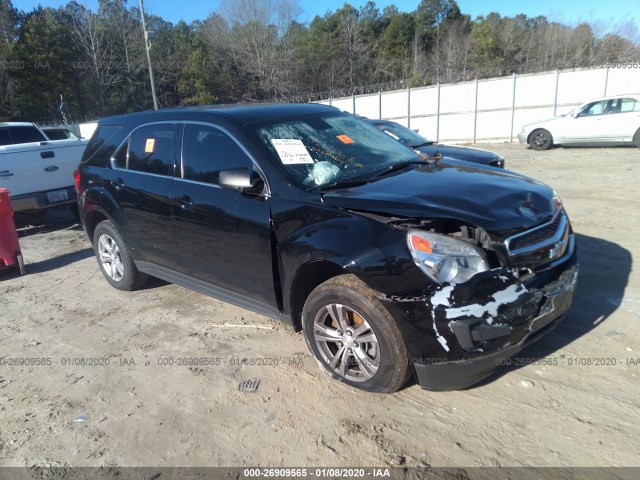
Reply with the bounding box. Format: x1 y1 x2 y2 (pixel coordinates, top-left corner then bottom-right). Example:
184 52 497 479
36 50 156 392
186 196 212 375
0 122 88 213
518 94 640 150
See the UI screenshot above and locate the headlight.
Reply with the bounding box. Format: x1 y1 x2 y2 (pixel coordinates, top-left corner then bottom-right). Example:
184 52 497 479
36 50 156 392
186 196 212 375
552 190 562 211
407 231 489 284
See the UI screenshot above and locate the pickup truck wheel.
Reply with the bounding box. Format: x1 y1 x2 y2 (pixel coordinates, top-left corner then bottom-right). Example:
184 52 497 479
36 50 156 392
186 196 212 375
529 129 553 150
93 221 148 291
302 274 410 393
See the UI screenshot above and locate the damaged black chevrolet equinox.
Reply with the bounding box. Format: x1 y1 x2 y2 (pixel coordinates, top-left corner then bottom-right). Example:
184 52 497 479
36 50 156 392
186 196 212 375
76 104 578 393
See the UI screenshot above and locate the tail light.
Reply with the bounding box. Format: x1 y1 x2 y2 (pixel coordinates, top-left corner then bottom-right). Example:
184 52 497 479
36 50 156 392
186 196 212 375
74 169 84 195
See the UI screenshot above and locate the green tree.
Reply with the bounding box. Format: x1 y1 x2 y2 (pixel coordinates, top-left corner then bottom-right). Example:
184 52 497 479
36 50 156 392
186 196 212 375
470 16 503 77
11 6 84 122
0 0 18 118
378 13 414 81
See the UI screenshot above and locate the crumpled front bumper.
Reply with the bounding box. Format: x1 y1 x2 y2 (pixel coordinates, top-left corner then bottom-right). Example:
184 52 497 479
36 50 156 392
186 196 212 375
382 244 578 391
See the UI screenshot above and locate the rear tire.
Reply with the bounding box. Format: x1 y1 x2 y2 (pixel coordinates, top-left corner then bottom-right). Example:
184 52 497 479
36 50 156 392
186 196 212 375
633 128 640 148
302 274 410 393
529 129 553 151
93 220 148 291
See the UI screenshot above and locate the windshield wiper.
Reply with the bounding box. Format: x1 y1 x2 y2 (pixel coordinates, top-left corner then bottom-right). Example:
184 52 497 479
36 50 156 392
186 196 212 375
370 160 426 179
315 178 374 191
410 141 435 147
311 160 425 192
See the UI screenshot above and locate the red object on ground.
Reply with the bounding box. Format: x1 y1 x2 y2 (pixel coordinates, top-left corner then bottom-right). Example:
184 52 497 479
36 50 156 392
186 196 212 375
0 188 25 274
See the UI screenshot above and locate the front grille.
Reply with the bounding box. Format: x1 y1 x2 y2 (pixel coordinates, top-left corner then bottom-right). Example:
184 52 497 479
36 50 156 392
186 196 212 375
505 210 569 260
509 213 562 252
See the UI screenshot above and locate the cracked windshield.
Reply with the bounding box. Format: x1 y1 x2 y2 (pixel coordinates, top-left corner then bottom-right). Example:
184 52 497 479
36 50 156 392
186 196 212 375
254 113 419 187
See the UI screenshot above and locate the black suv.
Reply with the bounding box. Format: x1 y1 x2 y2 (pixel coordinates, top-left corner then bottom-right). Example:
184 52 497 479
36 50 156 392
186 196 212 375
77 104 578 393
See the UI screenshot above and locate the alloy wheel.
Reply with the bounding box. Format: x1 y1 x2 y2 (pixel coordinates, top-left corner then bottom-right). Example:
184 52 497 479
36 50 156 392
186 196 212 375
312 303 380 382
97 234 124 282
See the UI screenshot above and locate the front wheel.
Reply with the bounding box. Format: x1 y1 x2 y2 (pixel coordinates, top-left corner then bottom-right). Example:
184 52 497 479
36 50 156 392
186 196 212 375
302 275 410 393
529 129 553 151
633 128 640 148
93 220 148 291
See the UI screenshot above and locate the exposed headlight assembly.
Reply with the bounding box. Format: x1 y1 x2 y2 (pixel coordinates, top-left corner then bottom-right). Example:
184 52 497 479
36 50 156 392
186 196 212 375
552 190 563 211
407 231 489 284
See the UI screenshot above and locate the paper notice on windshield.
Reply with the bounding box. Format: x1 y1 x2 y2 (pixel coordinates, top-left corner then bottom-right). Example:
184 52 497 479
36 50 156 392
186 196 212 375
271 139 314 165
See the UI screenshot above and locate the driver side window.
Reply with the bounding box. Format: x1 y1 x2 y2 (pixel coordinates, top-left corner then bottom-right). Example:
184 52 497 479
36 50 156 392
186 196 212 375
181 124 254 185
579 100 608 117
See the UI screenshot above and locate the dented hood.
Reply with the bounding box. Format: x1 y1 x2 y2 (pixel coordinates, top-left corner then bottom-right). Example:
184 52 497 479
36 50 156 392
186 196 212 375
322 161 556 238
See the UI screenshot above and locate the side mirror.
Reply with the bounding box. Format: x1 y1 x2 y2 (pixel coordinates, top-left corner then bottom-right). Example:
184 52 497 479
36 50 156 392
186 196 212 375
218 167 264 194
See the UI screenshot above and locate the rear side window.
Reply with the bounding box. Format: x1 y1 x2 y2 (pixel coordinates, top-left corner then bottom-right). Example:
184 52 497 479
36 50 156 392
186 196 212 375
82 125 123 166
9 126 47 144
620 98 640 113
127 123 177 176
181 124 253 184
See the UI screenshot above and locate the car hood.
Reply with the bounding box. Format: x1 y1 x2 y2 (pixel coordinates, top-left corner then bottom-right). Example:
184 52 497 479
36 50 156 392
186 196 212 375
322 161 557 239
523 116 566 130
416 144 500 163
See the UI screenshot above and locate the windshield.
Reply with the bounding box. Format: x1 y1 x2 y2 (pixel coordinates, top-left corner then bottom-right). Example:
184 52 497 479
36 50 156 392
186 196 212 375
252 112 419 188
372 121 431 148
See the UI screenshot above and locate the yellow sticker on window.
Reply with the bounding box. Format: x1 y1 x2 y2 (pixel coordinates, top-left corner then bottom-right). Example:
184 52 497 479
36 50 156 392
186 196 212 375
145 138 156 153
337 134 354 144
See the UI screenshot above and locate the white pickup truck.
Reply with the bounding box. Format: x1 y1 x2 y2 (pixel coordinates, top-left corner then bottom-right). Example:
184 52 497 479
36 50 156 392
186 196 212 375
0 122 88 213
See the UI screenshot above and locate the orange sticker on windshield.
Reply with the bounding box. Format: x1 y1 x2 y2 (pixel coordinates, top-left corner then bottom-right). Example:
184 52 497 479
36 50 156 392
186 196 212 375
337 134 354 144
145 138 155 153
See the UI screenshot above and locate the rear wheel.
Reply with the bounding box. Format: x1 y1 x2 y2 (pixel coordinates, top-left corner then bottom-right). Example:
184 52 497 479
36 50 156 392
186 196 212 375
633 128 640 148
93 220 148 291
302 274 410 393
529 129 553 151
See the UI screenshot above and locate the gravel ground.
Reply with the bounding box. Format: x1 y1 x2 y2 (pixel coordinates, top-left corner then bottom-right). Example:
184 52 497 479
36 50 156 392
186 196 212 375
0 143 638 470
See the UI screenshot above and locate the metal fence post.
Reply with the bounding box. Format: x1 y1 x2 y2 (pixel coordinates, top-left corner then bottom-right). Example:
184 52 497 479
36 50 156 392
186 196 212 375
553 70 559 116
436 82 441 142
407 86 411 129
352 93 356 114
329 96 332 107
473 78 478 143
604 66 610 96
378 91 382 119
510 73 517 143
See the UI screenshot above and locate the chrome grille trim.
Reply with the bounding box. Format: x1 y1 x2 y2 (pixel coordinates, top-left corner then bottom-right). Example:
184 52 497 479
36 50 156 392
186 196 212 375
505 209 568 256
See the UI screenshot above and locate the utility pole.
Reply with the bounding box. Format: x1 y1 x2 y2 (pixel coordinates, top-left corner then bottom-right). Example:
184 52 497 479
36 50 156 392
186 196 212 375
138 0 159 110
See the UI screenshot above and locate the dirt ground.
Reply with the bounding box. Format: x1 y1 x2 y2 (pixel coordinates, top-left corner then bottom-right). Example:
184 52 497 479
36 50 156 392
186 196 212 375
0 144 639 469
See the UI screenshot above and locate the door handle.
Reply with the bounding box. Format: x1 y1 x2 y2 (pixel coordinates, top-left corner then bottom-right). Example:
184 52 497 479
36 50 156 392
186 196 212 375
40 150 55 159
172 195 193 210
110 179 125 190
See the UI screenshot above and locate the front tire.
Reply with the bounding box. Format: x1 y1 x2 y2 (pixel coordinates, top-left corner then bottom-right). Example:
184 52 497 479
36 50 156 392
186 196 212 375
93 220 148 291
633 128 640 148
529 129 553 151
302 274 410 393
